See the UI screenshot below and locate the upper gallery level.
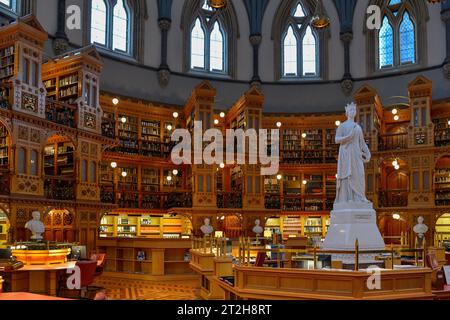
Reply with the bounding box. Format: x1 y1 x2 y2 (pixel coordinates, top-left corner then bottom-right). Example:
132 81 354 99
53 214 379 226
0 0 448 113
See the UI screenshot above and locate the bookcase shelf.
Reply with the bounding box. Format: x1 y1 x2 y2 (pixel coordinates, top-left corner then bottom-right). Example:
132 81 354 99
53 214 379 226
44 141 74 176
0 124 8 167
0 45 15 81
435 167 450 206
43 72 80 104
433 118 450 147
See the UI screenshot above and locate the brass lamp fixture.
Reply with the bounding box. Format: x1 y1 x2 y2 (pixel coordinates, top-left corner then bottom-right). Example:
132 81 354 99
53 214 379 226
311 0 330 30
207 0 227 9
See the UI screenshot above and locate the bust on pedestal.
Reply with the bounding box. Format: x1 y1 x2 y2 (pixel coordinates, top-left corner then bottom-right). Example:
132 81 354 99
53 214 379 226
413 216 428 247
200 218 214 236
24 211 45 241
323 103 385 265
252 219 263 236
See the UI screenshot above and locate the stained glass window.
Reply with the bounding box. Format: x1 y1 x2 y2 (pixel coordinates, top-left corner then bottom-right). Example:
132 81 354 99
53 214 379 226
389 0 402 5
191 19 205 69
399 12 415 64
283 26 297 76
210 22 224 72
302 26 316 75
112 0 129 52
379 17 394 68
91 0 107 46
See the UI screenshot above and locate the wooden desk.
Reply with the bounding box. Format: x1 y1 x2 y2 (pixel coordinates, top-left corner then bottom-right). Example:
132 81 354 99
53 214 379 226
1 262 76 296
433 285 450 300
0 292 70 300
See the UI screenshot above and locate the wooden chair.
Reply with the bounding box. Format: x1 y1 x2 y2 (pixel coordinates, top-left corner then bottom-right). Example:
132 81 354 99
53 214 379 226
254 252 266 267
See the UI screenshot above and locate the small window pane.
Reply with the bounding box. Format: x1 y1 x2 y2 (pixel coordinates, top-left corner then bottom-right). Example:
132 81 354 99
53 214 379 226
421 107 427 127
379 17 394 68
81 160 87 182
90 161 96 183
283 26 297 76
399 12 415 64
198 175 204 192
113 0 129 52
302 27 317 76
206 175 212 192
91 0 107 46
423 171 429 191
202 0 213 11
247 176 253 193
23 58 30 85
31 62 38 87
293 3 306 17
210 22 224 72
412 171 419 191
30 150 38 176
18 148 26 174
191 19 205 69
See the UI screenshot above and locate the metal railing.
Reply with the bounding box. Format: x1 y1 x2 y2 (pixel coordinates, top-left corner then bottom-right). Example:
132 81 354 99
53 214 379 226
236 237 427 272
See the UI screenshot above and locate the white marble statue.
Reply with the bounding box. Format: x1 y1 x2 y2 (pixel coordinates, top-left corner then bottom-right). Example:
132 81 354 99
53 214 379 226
323 102 385 259
413 216 428 239
200 218 214 235
25 211 45 241
252 219 263 236
335 102 371 205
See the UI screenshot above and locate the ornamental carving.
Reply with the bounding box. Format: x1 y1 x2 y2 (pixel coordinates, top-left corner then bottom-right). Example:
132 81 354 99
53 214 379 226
63 212 74 226
18 126 29 140
30 128 40 143
90 143 98 157
81 141 89 154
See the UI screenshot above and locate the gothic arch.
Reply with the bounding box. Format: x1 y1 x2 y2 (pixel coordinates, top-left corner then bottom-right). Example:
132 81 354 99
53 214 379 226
364 0 429 74
271 0 331 80
180 0 240 78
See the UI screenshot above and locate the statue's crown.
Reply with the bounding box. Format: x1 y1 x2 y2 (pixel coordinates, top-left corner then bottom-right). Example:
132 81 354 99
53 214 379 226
345 102 357 112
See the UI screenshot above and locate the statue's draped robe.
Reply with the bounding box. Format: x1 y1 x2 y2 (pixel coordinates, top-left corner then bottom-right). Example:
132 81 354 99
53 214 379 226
335 121 370 204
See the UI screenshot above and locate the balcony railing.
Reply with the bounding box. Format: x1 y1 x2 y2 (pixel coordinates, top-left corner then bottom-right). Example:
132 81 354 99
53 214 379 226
217 192 242 209
265 194 281 209
44 177 75 200
378 132 408 151
0 170 10 195
378 189 408 207
100 189 192 209
45 99 77 128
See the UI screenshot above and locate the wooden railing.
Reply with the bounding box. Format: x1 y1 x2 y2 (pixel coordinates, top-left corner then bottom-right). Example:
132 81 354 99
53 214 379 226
45 98 77 128
378 132 408 151
100 189 192 209
378 189 408 207
44 177 75 200
216 192 242 209
0 169 10 195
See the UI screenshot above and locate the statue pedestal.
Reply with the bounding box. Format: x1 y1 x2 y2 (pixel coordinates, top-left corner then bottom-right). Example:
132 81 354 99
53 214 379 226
323 202 385 266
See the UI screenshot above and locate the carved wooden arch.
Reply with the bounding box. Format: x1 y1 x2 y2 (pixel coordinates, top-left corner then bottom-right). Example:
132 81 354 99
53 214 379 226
364 0 429 74
82 0 148 62
434 153 450 166
42 206 76 224
271 0 331 80
42 130 77 149
0 203 11 221
180 0 240 78
378 155 410 168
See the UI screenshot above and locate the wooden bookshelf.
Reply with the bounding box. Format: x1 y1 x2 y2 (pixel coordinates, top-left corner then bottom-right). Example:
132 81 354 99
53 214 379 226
281 216 302 240
117 115 139 155
141 168 160 192
282 129 301 164
303 129 323 164
303 216 323 237
101 111 115 138
435 167 450 207
433 118 450 147
0 124 8 167
141 119 161 157
0 45 15 81
44 141 74 176
0 212 9 246
43 72 80 104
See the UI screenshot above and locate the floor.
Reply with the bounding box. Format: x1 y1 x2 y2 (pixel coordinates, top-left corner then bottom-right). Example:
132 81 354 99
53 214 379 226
92 275 201 300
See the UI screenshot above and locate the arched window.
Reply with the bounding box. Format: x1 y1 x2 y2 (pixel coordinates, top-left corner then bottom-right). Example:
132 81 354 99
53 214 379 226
90 161 97 183
18 147 26 174
183 0 239 76
370 0 425 72
112 0 130 52
275 1 326 79
91 0 107 46
30 150 38 176
90 0 132 55
0 0 17 13
191 18 205 69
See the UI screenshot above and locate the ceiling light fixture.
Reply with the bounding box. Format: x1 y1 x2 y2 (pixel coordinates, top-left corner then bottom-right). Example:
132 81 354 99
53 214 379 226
311 0 330 30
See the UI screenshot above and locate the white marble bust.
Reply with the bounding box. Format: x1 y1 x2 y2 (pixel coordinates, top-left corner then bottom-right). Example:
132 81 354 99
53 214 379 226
200 218 214 235
252 219 263 235
413 216 428 239
25 211 45 241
